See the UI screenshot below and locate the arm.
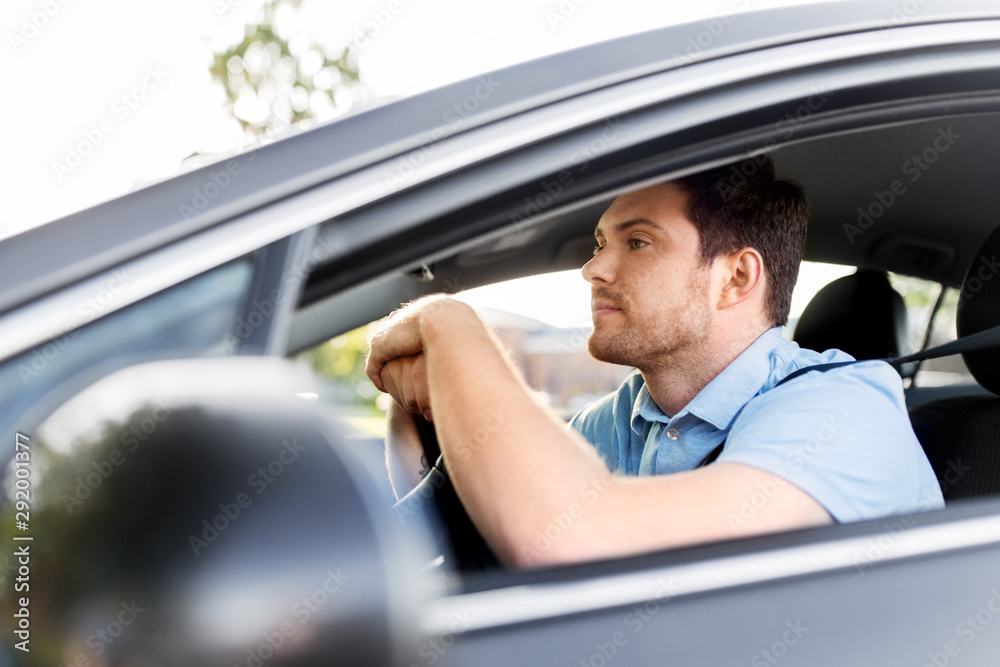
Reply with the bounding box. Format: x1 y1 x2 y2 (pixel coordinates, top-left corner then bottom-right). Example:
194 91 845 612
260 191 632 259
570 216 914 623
367 297 831 567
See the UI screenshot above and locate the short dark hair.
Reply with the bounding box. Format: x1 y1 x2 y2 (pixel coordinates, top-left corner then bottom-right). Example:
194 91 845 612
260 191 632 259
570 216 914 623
674 154 808 327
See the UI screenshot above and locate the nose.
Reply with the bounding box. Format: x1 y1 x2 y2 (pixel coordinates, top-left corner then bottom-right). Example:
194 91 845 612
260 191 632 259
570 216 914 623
582 248 615 285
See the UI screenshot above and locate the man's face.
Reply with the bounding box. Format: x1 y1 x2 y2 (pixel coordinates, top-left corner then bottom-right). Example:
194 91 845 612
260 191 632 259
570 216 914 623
582 182 714 371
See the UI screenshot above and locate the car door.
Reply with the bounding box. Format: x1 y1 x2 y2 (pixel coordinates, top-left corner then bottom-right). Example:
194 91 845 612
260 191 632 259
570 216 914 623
284 9 1000 665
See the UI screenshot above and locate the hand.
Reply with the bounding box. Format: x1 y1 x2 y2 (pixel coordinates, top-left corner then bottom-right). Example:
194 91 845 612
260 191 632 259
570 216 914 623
365 295 463 393
380 354 433 421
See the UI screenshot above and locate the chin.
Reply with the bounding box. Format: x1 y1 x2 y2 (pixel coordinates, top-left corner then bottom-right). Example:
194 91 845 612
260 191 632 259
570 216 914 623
587 332 640 368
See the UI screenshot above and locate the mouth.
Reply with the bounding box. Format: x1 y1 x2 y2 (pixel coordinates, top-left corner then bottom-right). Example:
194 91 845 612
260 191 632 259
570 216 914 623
592 301 622 317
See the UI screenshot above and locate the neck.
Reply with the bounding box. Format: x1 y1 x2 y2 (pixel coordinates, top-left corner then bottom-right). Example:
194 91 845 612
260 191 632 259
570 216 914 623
640 324 771 417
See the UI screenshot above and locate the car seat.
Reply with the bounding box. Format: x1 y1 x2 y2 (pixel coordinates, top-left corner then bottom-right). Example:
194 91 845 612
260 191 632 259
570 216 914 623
909 225 1000 500
793 268 913 371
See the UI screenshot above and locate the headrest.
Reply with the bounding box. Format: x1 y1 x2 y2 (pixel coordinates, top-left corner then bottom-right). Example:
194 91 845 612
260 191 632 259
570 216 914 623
958 224 1000 394
793 269 911 364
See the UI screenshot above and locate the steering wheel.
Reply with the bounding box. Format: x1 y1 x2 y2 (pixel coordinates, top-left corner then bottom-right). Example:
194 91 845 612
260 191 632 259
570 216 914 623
410 415 501 572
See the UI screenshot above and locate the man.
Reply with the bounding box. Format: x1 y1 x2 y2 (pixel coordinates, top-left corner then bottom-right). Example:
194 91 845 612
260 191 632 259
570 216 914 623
365 155 943 568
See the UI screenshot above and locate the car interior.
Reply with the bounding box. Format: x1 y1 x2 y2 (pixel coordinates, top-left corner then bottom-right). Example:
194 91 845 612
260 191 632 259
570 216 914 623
285 109 1000 583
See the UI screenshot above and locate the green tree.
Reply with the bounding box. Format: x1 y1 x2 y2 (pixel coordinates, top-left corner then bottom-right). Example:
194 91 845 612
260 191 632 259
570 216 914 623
304 324 374 387
210 0 368 136
297 323 390 436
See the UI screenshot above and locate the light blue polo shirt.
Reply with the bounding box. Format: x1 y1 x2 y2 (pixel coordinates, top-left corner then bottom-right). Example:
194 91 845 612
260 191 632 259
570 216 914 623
569 327 944 522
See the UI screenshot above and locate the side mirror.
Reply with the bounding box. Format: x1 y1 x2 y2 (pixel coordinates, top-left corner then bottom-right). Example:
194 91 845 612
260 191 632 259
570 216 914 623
1 357 432 666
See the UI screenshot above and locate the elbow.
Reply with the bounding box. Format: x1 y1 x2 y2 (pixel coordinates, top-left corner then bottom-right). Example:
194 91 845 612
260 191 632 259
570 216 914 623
494 510 604 569
504 540 592 568
486 467 621 568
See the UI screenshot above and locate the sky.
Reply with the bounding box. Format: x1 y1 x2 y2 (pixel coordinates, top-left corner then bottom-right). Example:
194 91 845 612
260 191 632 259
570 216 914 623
1 0 844 328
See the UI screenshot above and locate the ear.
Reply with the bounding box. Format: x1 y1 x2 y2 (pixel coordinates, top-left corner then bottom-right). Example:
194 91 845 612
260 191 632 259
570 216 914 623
716 247 765 310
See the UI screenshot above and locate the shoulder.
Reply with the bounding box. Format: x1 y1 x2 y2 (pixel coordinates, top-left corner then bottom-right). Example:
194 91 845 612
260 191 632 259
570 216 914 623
740 340 909 451
753 335 912 408
722 345 942 521
761 336 861 391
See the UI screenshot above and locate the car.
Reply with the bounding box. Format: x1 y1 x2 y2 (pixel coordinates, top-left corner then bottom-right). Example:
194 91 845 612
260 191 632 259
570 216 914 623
3 1 1000 664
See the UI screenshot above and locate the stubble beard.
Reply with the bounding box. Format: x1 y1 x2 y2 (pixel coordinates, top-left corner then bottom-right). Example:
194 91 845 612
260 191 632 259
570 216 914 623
587 274 712 372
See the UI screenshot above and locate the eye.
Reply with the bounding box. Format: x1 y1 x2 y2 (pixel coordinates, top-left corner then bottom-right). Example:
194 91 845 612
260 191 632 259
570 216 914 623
630 239 647 250
593 244 604 256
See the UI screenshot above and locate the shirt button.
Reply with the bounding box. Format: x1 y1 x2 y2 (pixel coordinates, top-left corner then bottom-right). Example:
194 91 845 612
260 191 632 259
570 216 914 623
666 428 680 440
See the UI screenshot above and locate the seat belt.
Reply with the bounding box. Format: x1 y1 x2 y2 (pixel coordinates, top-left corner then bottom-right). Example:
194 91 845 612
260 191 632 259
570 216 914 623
696 364 829 467
696 321 1000 467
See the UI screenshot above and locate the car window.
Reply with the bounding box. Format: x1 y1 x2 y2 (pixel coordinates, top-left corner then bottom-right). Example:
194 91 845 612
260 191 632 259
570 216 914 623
297 260 875 437
453 271 633 421
914 287 977 386
784 262 856 340
887 272 943 355
0 260 253 461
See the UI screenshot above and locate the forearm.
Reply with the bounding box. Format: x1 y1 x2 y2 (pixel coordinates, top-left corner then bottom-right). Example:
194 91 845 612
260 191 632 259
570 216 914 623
418 301 611 565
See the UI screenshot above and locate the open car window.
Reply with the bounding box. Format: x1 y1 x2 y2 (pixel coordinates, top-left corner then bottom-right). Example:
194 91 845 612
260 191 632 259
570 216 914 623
298 260 886 421
917 287 978 386
293 260 923 513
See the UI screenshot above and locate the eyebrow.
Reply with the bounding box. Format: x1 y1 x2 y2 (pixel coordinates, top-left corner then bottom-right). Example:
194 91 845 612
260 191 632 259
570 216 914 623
594 217 662 239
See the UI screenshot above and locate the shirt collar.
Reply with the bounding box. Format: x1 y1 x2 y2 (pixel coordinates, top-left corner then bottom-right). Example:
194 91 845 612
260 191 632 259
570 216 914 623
630 327 785 433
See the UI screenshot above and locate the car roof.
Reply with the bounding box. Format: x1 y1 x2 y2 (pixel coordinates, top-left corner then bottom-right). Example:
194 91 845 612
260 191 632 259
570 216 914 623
3 0 1000 316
